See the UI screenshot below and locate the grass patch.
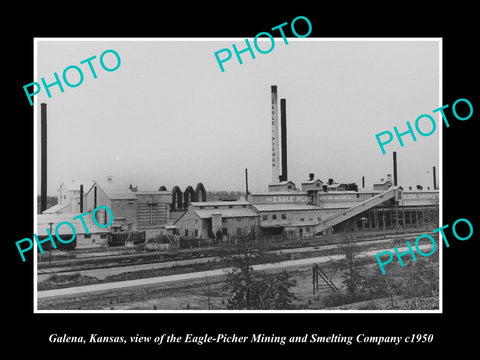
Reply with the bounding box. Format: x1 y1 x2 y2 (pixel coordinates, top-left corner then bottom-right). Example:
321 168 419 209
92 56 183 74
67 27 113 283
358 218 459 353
38 272 98 291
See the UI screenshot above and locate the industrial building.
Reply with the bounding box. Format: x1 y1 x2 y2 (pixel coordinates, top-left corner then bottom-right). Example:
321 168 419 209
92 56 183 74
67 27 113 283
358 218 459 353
245 85 438 238
41 178 174 247
37 213 111 249
173 201 259 239
37 83 439 248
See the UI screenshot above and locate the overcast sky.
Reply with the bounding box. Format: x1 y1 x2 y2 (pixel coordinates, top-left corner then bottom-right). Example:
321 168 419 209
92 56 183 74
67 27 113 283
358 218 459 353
35 39 440 195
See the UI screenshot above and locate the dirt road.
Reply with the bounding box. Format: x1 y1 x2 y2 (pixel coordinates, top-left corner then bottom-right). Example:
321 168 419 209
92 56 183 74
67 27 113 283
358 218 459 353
37 243 432 300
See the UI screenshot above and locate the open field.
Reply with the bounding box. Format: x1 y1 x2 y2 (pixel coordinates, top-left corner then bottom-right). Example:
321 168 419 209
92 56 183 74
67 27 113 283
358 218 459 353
37 231 433 289
37 258 439 311
37 231 440 311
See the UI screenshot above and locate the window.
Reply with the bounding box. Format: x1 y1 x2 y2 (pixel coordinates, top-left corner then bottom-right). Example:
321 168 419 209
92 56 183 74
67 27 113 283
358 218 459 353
184 229 189 236
288 185 293 189
200 206 205 209
300 218 305 222
100 234 107 239
356 194 360 198
194 219 198 224
222 228 228 235
272 214 277 220
309 218 313 221
263 215 268 220
229 205 233 208
281 213 286 220
236 218 241 222
214 206 219 209
242 205 246 208
92 239 95 243
316 183 320 187
222 218 227 223
318 217 321 221
84 234 91 238
194 229 198 237
236 228 242 236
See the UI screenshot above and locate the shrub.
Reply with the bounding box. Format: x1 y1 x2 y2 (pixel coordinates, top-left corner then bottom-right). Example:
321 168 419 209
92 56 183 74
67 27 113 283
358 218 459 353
323 289 371 308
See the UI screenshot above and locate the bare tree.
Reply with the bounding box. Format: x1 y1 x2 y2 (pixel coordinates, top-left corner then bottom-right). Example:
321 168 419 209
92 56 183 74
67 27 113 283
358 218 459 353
337 233 366 299
365 268 404 309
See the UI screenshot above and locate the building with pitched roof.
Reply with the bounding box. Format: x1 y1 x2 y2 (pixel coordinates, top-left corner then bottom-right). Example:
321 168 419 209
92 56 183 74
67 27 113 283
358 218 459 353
173 200 259 239
43 178 174 243
301 178 324 193
55 181 95 213
267 180 296 192
37 212 111 249
83 181 138 232
373 175 393 191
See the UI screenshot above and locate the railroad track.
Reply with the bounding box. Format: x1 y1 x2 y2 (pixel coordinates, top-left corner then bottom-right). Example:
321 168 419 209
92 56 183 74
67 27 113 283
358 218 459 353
37 239 436 301
38 231 431 276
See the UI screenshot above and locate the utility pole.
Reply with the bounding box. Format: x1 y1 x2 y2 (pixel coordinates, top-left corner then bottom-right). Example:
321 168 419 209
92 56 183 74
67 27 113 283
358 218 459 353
48 222 53 266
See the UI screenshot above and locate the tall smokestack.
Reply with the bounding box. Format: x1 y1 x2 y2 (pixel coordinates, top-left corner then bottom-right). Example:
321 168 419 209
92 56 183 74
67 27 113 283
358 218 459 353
40 103 47 213
271 85 280 184
393 151 398 186
362 176 365 189
280 98 287 182
245 168 249 197
433 166 437 190
80 184 84 213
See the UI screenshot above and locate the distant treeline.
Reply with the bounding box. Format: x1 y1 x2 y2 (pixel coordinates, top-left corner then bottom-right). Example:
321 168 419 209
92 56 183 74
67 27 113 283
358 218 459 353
206 190 245 201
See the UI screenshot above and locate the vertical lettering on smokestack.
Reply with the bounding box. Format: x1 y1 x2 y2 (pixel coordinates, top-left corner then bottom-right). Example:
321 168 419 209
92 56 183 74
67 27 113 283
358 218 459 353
271 85 280 184
280 98 288 182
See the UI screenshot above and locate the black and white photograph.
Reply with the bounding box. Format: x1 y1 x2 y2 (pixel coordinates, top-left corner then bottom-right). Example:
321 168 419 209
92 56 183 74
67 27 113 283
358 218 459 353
6 6 478 355
33 39 441 313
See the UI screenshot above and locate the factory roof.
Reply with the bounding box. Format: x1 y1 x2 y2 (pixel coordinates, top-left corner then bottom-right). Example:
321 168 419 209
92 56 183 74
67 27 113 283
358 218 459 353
194 207 259 219
373 180 392 185
253 204 320 212
37 213 109 236
326 183 346 188
301 179 324 184
96 182 138 200
190 200 249 207
42 202 69 214
269 180 296 185
249 191 308 196
62 181 95 192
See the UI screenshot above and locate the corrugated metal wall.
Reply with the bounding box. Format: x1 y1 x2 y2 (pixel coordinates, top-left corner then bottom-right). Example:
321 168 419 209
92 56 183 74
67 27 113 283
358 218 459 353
137 203 168 226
